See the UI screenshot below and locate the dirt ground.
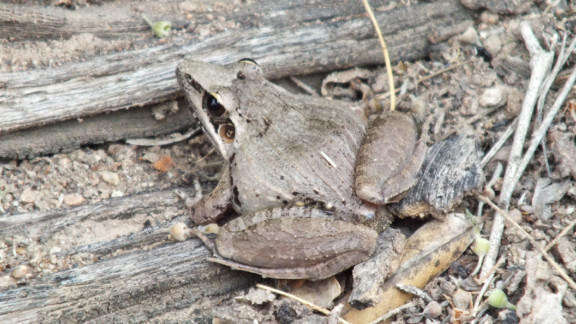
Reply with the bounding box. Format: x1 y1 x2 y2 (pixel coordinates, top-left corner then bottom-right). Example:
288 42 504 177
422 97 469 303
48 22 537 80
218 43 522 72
1 0 576 323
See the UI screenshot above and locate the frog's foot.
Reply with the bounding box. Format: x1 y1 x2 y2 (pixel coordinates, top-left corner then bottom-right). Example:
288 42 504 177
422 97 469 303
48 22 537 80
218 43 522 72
355 111 427 204
213 206 378 281
190 228 216 254
190 167 234 225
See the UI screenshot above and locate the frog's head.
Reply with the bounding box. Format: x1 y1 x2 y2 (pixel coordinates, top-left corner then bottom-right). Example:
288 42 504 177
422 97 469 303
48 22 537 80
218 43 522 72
176 58 265 160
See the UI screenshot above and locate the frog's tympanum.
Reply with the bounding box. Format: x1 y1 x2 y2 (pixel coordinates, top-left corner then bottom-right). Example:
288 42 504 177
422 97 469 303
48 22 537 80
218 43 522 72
176 59 426 280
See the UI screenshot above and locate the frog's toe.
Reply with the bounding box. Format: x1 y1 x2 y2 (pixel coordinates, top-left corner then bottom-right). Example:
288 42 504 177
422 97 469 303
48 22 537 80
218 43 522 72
356 183 385 205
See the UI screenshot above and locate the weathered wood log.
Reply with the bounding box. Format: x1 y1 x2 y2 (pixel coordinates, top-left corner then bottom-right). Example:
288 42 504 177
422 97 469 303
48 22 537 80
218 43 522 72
0 2 186 40
0 0 472 134
0 239 257 322
0 188 259 322
0 100 196 159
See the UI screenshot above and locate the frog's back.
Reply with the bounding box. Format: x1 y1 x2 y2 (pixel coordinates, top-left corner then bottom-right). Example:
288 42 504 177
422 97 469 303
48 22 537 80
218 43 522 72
231 92 371 219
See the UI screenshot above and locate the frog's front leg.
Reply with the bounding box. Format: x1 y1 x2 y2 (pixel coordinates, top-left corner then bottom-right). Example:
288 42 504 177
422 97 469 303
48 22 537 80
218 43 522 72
355 111 427 205
190 166 234 224
210 206 378 280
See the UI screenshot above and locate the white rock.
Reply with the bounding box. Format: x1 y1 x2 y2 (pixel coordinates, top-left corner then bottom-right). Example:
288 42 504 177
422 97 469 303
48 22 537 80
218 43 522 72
100 171 120 186
63 193 85 206
20 188 36 204
11 264 31 279
479 86 507 108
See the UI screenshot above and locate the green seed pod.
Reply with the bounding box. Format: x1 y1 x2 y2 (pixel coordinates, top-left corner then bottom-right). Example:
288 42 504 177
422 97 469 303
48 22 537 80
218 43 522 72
488 289 516 310
152 21 171 38
143 15 171 38
472 235 490 256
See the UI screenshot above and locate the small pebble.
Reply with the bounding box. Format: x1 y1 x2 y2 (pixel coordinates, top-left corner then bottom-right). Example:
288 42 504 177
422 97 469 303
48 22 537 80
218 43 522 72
11 264 31 279
452 289 473 309
20 188 36 204
458 26 480 45
100 171 120 186
479 86 506 108
484 34 502 56
170 223 190 241
480 11 499 24
423 300 443 319
63 193 85 206
111 190 124 198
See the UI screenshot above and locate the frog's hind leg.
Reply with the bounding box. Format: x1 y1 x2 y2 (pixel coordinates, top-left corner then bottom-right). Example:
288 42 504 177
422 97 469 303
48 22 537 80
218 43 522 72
355 111 427 205
208 250 371 281
213 206 378 280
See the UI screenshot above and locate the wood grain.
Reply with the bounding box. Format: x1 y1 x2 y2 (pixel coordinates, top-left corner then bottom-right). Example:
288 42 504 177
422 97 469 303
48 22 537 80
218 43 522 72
0 188 258 322
0 0 471 134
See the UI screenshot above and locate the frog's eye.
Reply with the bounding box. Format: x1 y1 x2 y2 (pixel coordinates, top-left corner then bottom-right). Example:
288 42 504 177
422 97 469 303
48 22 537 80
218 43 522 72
203 92 226 117
218 124 235 143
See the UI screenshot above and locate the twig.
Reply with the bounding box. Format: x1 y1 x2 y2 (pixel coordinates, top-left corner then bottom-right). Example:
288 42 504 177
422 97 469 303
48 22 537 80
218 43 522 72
535 34 576 124
396 284 433 302
289 76 319 96
470 254 485 277
416 60 469 85
464 106 499 125
512 62 576 187
476 161 503 223
544 218 576 252
368 301 415 324
479 121 516 168
481 22 554 278
362 0 396 111
125 127 201 146
535 35 576 177
256 284 351 324
472 256 505 315
478 195 576 290
375 60 469 101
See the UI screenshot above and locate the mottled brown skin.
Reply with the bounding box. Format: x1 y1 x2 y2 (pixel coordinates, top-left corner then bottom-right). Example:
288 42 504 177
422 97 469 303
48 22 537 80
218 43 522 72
176 59 425 280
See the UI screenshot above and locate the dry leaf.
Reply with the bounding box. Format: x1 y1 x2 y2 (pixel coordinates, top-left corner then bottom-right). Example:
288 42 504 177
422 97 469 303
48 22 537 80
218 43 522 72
344 213 473 323
289 277 342 309
532 178 571 220
153 155 174 172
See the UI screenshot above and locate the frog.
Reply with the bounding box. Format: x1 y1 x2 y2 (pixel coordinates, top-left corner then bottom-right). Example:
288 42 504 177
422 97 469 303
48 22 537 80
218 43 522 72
175 58 427 280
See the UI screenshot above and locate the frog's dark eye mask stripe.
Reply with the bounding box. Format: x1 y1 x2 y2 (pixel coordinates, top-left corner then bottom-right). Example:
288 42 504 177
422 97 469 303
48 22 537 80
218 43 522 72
184 73 203 94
